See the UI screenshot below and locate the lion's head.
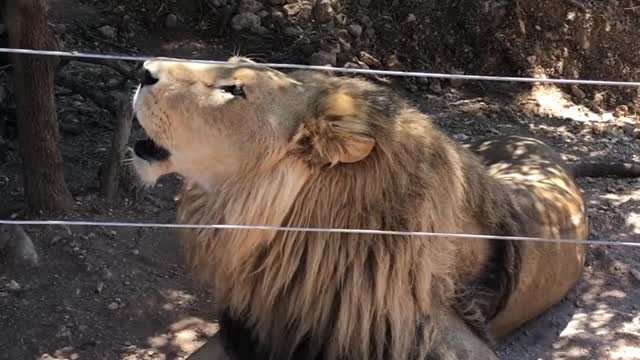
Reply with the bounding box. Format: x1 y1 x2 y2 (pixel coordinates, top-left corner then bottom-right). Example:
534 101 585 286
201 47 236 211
132 56 384 190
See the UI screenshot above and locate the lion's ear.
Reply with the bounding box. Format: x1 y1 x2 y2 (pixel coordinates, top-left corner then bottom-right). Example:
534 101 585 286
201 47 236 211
294 91 375 165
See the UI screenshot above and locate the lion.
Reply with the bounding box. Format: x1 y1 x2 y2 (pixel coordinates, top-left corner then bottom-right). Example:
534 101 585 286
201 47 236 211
130 56 599 360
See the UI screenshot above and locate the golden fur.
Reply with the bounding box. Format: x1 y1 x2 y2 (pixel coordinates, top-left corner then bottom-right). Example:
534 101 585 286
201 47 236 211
131 57 588 360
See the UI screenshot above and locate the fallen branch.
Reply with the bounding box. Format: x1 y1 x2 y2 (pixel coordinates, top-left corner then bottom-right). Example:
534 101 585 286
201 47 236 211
572 161 640 178
99 95 134 200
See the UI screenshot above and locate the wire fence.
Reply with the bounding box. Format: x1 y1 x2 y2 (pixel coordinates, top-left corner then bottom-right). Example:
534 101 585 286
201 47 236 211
0 46 639 248
0 219 639 247
2 47 640 87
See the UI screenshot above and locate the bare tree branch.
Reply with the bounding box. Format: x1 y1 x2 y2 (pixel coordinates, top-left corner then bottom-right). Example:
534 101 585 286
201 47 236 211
99 96 133 200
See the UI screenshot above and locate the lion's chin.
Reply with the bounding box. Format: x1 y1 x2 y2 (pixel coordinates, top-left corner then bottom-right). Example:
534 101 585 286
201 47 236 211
132 155 172 187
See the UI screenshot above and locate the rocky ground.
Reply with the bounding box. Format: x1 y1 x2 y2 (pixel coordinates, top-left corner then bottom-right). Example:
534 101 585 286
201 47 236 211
0 0 639 359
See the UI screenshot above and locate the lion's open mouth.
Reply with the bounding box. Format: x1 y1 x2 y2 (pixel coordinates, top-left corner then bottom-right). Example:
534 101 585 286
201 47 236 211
132 114 171 162
134 138 171 162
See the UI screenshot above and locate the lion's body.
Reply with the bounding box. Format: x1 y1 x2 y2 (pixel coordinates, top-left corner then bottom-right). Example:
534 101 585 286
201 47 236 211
466 136 587 338
131 58 588 359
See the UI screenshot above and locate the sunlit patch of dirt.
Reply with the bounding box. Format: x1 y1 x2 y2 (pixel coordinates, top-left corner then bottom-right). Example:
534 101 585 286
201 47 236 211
120 317 218 360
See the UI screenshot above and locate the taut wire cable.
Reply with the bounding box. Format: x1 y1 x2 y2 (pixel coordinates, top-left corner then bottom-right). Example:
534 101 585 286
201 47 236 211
1 47 640 87
0 219 638 248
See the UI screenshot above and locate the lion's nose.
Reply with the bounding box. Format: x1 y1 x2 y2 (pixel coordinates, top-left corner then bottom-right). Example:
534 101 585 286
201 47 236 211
141 69 159 86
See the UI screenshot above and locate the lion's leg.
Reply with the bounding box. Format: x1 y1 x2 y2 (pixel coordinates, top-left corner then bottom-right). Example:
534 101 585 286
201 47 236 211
427 305 499 360
186 332 235 360
489 241 585 338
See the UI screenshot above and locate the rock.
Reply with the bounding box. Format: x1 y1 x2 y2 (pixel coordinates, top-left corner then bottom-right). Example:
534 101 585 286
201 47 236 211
359 15 372 28
592 92 606 107
338 37 351 52
620 124 635 136
359 51 381 68
283 3 301 16
298 1 313 19
96 282 105 293
526 55 537 65
313 0 334 23
591 104 605 114
359 0 371 6
407 83 419 93
614 104 628 117
107 302 119 310
1 226 39 268
406 13 417 22
258 10 270 18
231 13 266 33
132 249 140 256
56 325 71 338
165 14 178 28
309 50 337 66
114 5 126 15
270 0 285 4
335 14 347 25
284 26 302 36
300 43 316 56
415 76 430 87
349 58 369 69
343 62 361 69
336 28 350 39
50 235 62 245
429 79 443 94
348 23 363 37
98 25 116 39
271 10 285 21
604 125 624 138
7 280 20 291
384 54 403 71
51 22 68 38
211 0 225 6
450 69 465 87
239 0 263 13
571 85 586 100
101 268 114 280
365 28 375 38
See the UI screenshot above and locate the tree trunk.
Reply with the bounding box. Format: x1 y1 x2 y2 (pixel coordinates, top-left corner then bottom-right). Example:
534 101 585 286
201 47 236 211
2 0 73 212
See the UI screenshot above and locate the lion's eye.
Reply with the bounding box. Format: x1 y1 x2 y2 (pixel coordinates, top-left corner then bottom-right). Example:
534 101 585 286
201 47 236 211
220 84 246 98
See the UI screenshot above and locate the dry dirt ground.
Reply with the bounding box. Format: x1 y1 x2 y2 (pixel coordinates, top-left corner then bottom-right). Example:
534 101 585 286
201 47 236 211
0 0 639 359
